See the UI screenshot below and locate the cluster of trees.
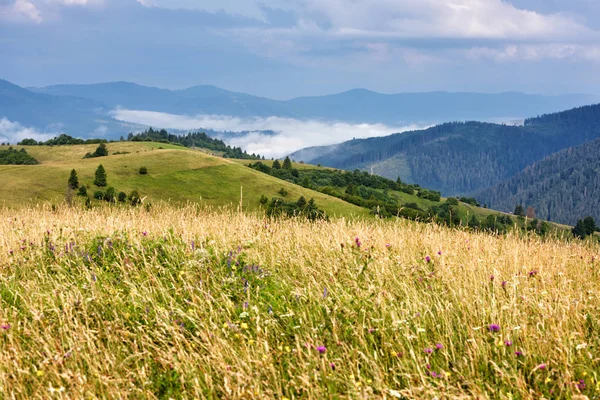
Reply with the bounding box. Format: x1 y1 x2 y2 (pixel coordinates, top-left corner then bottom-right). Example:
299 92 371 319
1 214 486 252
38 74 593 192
261 195 327 221
0 147 38 165
572 217 598 239
83 143 109 159
18 134 107 146
126 128 262 160
67 167 142 206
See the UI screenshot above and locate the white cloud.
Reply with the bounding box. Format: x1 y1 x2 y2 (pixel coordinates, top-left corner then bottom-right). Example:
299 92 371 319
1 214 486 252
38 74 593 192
110 109 424 158
8 0 42 23
0 118 58 144
466 43 600 62
0 0 102 23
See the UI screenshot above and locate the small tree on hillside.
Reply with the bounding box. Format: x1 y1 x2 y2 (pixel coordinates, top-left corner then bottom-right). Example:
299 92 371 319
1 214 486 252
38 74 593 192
272 159 282 169
95 143 108 157
583 216 597 236
526 206 536 219
94 164 107 187
514 204 524 217
573 219 587 239
282 156 292 170
68 169 79 189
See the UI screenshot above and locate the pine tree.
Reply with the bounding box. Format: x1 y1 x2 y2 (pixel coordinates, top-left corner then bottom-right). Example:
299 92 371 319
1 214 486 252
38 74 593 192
272 159 282 169
94 164 107 187
68 169 79 189
572 219 587 239
94 143 108 157
296 196 307 208
514 204 524 217
583 216 597 236
282 156 292 170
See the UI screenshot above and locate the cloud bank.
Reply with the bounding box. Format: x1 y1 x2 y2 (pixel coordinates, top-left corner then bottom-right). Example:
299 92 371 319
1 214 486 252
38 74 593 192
111 109 423 158
0 118 58 144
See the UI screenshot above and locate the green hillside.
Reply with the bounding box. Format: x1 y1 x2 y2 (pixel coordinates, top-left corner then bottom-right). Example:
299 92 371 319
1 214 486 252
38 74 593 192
0 142 368 217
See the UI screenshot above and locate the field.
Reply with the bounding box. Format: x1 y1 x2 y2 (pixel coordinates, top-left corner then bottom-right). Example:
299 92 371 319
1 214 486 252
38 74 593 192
0 143 367 217
0 204 598 398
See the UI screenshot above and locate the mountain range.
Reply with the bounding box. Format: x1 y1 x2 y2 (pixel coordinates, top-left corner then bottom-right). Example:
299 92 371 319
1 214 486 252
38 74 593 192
1 78 598 140
290 103 600 225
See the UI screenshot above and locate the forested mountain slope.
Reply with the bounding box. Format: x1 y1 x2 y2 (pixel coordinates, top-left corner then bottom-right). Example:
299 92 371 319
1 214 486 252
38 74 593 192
291 104 600 196
476 137 600 225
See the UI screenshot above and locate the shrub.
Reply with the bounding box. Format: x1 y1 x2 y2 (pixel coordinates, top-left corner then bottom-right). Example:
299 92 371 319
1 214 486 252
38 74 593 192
104 187 117 203
139 166 148 175
93 190 104 200
278 188 288 197
68 169 79 189
77 186 87 197
118 191 127 203
129 190 141 206
259 195 268 205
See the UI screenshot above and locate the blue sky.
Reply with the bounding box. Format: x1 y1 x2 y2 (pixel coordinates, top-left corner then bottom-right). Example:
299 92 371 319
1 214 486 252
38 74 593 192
1 0 600 98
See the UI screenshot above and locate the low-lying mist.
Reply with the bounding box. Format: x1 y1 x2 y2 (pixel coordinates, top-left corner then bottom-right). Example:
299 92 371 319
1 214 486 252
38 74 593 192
111 109 424 158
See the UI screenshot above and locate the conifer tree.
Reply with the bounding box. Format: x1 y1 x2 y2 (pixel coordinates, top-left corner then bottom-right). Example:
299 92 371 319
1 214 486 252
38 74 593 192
68 169 79 189
272 159 282 169
282 156 292 170
94 164 107 187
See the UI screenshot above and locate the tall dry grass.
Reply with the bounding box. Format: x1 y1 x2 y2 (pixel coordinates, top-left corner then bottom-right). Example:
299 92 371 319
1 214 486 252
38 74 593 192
0 203 598 399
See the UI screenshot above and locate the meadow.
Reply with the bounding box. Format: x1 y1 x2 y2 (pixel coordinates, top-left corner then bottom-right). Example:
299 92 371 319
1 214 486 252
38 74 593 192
0 203 598 399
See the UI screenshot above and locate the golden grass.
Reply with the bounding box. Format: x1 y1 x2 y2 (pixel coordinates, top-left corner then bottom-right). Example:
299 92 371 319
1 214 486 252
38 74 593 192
0 204 598 399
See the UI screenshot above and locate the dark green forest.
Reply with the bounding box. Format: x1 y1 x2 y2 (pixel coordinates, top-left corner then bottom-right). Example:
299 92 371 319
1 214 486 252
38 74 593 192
0 147 38 165
126 128 262 160
297 103 600 196
477 136 600 226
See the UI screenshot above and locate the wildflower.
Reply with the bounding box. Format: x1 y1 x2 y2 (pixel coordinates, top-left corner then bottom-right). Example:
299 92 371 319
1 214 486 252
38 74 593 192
577 379 586 390
368 328 375 334
355 237 361 248
528 269 538 277
488 324 501 332
330 362 336 370
1 324 9 330
515 351 523 356
36 370 44 377
501 281 507 288
437 251 442 255
435 343 443 350
317 346 327 354
536 363 546 370
385 243 391 248
142 231 148 236
425 256 431 263
490 275 494 281
8 250 13 255
504 340 512 347
240 322 249 330
424 348 433 354
323 287 328 298
191 241 195 251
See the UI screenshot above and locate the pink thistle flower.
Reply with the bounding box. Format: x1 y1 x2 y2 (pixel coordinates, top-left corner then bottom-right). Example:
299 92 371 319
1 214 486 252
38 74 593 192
425 256 431 263
488 324 501 332
424 348 433 354
317 346 327 354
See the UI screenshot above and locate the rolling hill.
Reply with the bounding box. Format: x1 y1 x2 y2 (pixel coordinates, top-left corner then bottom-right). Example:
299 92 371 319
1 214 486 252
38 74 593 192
476 136 600 225
0 141 368 217
291 104 600 201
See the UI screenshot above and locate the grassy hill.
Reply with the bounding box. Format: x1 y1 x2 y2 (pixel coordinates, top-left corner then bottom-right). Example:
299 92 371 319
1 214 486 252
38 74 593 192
0 142 368 217
0 204 597 398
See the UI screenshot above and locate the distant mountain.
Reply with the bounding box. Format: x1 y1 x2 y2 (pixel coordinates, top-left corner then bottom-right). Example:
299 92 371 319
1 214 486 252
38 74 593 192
0 79 138 136
29 81 599 124
476 136 600 226
290 104 600 197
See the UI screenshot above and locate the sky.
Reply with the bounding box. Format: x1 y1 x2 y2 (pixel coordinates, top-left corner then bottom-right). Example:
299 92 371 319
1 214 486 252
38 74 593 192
1 0 600 99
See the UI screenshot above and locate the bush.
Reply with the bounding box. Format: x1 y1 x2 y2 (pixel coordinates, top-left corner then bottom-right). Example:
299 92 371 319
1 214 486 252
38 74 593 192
129 190 141 206
68 169 79 189
118 191 127 203
93 190 104 200
77 186 87 197
84 143 109 159
94 165 107 187
104 187 116 203
278 188 288 197
139 166 148 175
259 195 268 205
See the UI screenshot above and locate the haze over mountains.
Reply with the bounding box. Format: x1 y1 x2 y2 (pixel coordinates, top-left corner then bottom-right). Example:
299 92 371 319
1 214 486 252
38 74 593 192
2 78 598 156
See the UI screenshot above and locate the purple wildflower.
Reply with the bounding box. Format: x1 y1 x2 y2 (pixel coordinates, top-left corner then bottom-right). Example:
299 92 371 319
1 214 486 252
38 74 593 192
191 241 195 251
8 250 13 255
368 328 375 334
329 362 336 370
488 324 501 332
504 340 512 347
515 351 523 357
355 237 361 248
317 346 327 354
536 363 546 370
385 243 391 248
1 324 10 330
490 275 495 281
501 281 507 288
142 231 148 236
435 343 443 350
577 379 586 390
424 348 433 354
437 251 442 255
323 288 328 298
528 269 538 277
425 256 431 263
